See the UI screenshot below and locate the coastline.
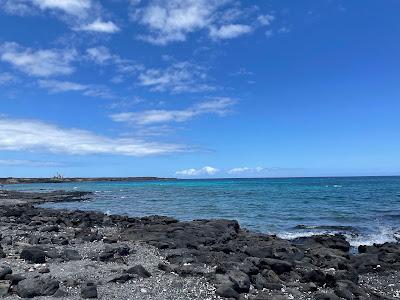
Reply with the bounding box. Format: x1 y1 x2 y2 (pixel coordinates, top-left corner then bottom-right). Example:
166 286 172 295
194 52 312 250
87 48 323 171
1 190 399 299
0 177 178 185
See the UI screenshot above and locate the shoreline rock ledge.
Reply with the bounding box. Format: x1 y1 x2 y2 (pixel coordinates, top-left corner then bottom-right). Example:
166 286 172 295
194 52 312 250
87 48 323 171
0 189 399 299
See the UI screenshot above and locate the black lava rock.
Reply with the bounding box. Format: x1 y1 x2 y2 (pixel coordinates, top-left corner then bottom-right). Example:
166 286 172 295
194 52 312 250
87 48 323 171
16 276 59 298
20 246 46 264
126 265 151 278
81 282 98 298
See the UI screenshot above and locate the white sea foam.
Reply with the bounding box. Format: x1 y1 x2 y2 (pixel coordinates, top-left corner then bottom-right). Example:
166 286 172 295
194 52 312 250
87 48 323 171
278 225 399 247
344 225 399 247
277 231 328 240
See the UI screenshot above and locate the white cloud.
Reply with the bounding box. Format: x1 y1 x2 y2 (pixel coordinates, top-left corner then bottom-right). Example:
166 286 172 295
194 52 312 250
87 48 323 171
0 0 33 16
110 97 235 125
176 166 219 176
209 24 252 40
131 0 267 45
78 19 120 33
138 61 213 93
37 79 116 99
32 0 92 17
86 47 113 64
0 117 185 156
227 166 265 174
1 0 118 34
0 159 61 167
0 0 92 17
257 14 275 26
0 42 76 77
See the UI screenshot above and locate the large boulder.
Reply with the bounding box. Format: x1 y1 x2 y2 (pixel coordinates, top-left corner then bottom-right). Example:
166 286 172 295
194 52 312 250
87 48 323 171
20 247 46 263
16 276 59 298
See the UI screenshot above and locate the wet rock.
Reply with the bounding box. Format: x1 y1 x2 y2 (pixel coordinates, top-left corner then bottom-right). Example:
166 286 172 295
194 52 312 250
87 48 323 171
81 282 98 298
16 276 59 298
126 264 151 278
20 246 46 263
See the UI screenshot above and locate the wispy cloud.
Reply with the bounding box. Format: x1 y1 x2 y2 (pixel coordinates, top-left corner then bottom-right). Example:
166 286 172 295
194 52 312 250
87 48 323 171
130 0 273 45
86 46 113 64
0 72 17 85
0 117 185 156
110 97 236 125
176 166 219 176
1 0 119 34
85 46 144 83
0 159 61 167
138 61 213 93
0 42 76 77
37 79 115 99
209 24 253 40
257 14 275 26
77 19 120 33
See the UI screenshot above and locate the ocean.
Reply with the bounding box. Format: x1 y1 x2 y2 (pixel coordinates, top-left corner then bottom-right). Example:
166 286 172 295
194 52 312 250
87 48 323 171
4 176 400 247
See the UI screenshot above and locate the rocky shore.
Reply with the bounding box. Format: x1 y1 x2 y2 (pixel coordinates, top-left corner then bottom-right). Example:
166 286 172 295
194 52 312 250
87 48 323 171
0 190 399 299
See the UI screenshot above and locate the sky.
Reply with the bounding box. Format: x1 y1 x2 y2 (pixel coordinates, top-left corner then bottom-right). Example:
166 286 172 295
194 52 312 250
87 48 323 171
0 0 400 178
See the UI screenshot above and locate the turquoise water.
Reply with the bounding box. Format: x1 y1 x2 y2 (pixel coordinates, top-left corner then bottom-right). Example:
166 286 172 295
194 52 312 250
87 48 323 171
4 176 400 246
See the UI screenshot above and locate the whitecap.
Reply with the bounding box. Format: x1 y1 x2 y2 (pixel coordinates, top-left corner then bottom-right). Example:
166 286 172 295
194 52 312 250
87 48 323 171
344 225 398 247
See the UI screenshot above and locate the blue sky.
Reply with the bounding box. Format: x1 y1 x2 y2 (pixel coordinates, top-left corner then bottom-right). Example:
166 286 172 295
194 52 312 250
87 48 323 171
0 0 400 178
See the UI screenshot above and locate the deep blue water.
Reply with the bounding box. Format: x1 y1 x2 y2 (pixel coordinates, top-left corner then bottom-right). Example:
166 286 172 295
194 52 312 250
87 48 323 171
4 177 400 246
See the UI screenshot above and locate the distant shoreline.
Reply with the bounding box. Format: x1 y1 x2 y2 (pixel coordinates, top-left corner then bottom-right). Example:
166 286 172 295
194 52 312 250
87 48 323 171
0 177 178 185
1 175 399 185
